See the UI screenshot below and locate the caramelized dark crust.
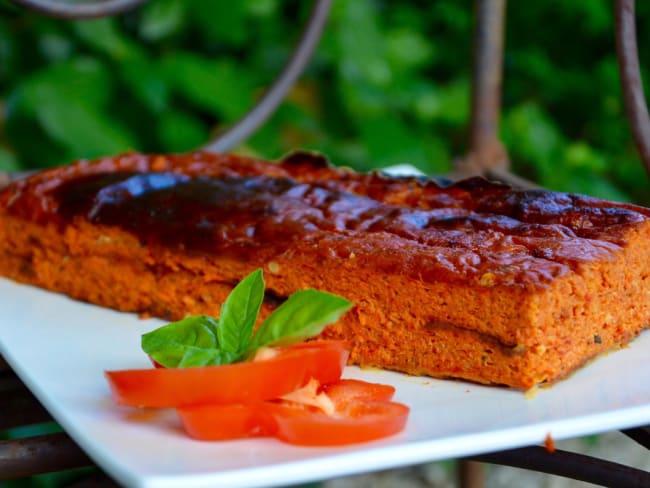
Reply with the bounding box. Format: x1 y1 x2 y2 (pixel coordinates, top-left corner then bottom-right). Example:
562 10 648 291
1 151 649 388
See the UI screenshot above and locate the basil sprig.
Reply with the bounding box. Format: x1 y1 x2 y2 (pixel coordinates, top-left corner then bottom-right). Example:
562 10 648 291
141 269 352 368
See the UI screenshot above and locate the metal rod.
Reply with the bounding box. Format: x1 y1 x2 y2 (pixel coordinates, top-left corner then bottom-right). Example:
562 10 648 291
458 459 485 488
203 0 331 154
615 0 650 178
454 0 509 178
469 0 507 156
10 0 146 19
621 426 650 450
0 433 92 480
469 446 650 488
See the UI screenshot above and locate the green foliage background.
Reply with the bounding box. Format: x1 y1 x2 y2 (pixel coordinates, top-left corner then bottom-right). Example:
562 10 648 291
1 0 650 204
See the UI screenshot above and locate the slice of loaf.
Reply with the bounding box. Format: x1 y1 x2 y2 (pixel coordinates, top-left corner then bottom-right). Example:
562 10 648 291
1 151 649 389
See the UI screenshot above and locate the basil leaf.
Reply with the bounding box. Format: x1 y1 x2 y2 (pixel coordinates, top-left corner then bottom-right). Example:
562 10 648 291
177 347 238 367
140 269 353 368
217 268 264 355
247 289 353 353
141 315 220 368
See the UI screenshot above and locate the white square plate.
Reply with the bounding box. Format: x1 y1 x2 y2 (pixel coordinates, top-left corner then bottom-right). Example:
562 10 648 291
2 279 650 487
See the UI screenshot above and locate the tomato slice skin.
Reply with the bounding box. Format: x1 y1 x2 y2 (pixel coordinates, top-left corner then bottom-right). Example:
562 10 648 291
269 400 409 446
179 403 276 440
105 340 348 408
176 379 409 445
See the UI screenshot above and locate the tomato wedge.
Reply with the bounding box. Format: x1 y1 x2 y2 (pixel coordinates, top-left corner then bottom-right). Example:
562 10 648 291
269 400 409 446
177 379 410 445
105 340 348 408
322 379 396 404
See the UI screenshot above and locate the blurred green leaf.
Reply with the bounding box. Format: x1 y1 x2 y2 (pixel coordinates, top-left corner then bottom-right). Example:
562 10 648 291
502 102 562 176
5 115 69 167
0 146 18 171
139 0 186 42
245 0 278 18
158 110 209 152
408 83 441 122
358 115 428 170
119 55 169 114
421 136 451 175
161 53 255 121
564 174 630 202
333 0 391 87
5 58 135 163
0 18 15 81
434 79 470 126
36 95 136 158
38 32 73 62
556 0 610 35
563 141 607 172
385 28 435 71
189 0 248 46
73 18 137 60
7 58 113 116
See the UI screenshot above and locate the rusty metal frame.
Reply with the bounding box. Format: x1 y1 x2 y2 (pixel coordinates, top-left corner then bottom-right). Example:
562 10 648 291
454 0 509 181
0 433 92 480
615 0 650 177
10 0 146 19
468 443 650 488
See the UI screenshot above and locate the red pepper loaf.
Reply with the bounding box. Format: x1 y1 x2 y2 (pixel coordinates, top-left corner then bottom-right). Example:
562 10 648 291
1 151 649 389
